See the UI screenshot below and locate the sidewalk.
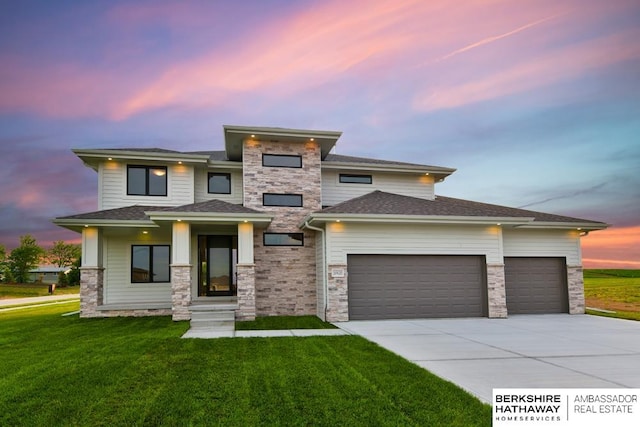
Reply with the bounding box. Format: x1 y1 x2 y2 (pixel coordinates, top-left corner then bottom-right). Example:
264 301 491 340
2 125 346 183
182 328 350 339
0 294 80 308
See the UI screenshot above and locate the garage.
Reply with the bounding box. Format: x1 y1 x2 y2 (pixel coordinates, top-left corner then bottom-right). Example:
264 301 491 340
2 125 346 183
504 257 568 314
347 254 487 320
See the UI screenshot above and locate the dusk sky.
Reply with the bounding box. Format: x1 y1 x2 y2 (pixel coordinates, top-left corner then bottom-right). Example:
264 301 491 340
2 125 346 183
1 0 638 268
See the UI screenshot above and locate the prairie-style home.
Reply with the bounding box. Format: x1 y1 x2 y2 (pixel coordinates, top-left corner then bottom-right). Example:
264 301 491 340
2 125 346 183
54 125 606 328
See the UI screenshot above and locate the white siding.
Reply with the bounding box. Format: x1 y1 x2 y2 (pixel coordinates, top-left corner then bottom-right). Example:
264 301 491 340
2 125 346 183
99 161 194 210
326 223 503 264
502 229 582 265
321 170 434 206
315 232 325 320
193 167 243 204
103 233 172 304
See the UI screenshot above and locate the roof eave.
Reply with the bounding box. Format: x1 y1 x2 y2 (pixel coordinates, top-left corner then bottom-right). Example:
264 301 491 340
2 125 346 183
302 214 535 227
322 161 456 179
146 211 273 226
52 218 157 232
516 221 609 231
73 149 210 170
224 125 342 161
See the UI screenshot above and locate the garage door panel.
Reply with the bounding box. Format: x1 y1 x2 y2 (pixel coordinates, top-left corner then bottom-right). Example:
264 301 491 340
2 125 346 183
504 257 568 314
347 255 487 320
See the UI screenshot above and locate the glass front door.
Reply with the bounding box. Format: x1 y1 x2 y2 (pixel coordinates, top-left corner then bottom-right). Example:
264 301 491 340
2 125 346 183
198 235 237 297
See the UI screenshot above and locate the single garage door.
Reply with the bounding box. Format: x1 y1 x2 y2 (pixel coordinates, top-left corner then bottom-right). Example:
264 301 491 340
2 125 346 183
504 257 568 314
347 254 487 320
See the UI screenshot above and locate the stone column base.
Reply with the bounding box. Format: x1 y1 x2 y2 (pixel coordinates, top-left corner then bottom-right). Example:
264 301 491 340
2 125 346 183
237 264 256 321
326 264 348 322
171 264 192 321
567 265 585 314
487 263 507 318
79 267 104 318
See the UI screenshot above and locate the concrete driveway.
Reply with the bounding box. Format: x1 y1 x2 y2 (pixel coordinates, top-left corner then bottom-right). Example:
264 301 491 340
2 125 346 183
336 314 640 403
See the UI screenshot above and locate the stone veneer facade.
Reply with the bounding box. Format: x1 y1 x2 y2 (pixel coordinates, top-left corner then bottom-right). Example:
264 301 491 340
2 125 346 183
79 267 104 318
486 263 508 318
567 265 585 314
236 264 256 320
171 264 192 321
243 139 321 316
325 264 349 322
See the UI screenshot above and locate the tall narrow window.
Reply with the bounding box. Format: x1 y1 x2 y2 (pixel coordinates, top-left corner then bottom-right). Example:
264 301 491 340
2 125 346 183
127 165 167 196
263 193 303 207
262 154 302 168
208 173 231 194
131 245 170 283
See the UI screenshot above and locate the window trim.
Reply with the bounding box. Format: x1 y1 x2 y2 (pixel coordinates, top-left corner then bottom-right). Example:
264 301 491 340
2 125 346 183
262 154 302 168
207 172 232 194
131 244 171 283
127 165 168 197
263 193 303 207
263 232 305 246
339 174 373 184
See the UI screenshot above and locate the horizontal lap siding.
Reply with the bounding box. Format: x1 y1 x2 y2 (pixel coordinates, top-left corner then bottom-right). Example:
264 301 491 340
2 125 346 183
321 170 434 206
193 168 243 204
327 223 503 264
100 162 194 210
104 234 172 304
502 229 581 265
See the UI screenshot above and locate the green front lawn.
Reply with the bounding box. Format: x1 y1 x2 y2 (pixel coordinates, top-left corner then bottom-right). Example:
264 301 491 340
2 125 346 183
0 283 80 299
0 303 491 426
584 269 640 321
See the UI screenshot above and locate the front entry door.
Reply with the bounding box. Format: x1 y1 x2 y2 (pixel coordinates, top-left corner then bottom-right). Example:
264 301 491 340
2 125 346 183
198 236 237 297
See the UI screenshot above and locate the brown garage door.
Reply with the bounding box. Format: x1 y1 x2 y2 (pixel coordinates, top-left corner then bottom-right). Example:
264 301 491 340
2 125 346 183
347 255 487 320
504 257 568 314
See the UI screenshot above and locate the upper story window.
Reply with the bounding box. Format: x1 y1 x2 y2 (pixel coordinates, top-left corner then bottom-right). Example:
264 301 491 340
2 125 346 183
131 245 170 283
339 174 372 184
263 233 304 246
127 165 167 196
262 154 302 168
263 193 303 207
208 172 231 194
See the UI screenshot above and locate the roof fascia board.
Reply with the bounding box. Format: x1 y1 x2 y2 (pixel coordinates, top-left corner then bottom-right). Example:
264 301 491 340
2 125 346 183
146 211 273 224
515 221 609 230
73 149 210 163
52 219 157 228
302 214 535 227
321 161 456 175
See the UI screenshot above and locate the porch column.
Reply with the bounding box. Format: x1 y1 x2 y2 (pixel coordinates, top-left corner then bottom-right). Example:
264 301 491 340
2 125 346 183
79 226 103 318
236 222 256 320
171 221 192 321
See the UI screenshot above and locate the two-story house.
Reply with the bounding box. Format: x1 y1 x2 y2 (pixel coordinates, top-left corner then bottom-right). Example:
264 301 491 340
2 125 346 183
54 125 606 327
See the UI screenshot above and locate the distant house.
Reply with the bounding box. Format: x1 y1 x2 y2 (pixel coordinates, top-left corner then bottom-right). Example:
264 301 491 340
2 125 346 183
28 266 71 284
54 125 607 328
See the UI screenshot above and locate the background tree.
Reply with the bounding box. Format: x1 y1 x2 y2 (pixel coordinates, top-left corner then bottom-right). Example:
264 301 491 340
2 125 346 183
0 244 9 283
48 241 81 267
8 235 44 283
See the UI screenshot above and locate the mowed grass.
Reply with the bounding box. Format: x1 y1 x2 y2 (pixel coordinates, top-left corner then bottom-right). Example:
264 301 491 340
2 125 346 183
0 303 491 426
236 315 336 330
584 269 640 321
0 283 80 299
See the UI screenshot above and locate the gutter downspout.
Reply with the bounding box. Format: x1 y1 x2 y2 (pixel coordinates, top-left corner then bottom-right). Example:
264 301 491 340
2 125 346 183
304 220 328 321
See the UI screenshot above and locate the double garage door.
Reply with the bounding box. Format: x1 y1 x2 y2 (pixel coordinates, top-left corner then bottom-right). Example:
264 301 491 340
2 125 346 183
347 255 568 320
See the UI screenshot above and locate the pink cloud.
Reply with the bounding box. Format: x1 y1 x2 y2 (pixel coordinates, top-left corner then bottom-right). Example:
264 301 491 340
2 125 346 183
582 226 640 269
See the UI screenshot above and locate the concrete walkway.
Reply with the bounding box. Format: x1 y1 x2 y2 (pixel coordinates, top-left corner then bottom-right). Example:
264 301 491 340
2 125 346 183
336 314 640 403
182 328 349 339
0 294 79 308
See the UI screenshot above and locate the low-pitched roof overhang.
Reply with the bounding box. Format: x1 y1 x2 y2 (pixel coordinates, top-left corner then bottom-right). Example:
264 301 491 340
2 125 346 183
224 125 342 161
73 148 211 171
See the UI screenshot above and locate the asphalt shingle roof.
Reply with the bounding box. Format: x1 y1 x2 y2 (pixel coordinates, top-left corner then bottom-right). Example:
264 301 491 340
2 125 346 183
318 191 605 224
57 200 260 221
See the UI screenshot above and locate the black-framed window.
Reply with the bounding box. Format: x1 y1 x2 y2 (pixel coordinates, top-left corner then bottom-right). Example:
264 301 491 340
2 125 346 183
263 193 303 207
131 245 170 283
263 233 304 246
339 174 372 184
262 154 302 168
127 165 167 196
208 172 231 194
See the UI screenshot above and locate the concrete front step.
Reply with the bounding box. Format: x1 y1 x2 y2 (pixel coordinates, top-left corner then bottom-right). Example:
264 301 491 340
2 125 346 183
189 307 236 332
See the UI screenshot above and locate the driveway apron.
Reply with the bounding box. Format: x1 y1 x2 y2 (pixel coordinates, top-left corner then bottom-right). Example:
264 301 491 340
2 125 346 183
336 314 640 403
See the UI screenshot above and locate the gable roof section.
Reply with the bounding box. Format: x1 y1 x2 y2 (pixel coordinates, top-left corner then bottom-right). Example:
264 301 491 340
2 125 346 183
54 200 272 231
305 191 607 230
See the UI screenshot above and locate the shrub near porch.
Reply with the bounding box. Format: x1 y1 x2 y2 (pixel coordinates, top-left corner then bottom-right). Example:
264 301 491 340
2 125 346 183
0 303 491 426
